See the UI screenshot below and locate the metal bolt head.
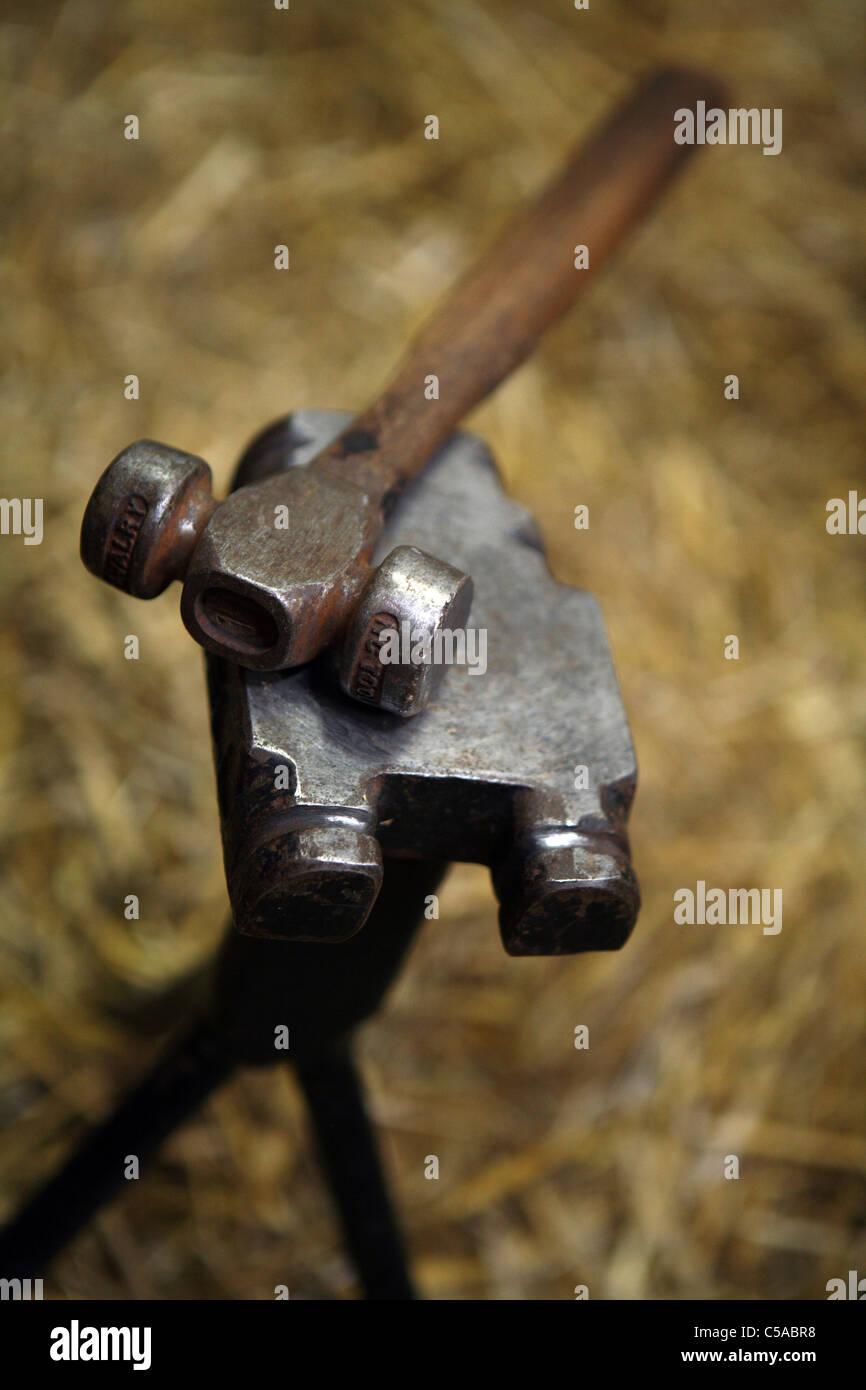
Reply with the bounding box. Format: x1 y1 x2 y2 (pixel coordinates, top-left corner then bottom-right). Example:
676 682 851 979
81 440 215 599
232 818 383 942
339 545 474 716
494 829 640 956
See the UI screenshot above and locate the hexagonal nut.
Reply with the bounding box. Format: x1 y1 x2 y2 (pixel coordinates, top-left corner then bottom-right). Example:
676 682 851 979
81 440 214 598
339 545 474 716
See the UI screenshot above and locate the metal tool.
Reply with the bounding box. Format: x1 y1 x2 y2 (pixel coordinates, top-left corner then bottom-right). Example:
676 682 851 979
211 409 639 952
0 69 723 1299
0 408 640 1295
1 415 638 1295
80 67 721 715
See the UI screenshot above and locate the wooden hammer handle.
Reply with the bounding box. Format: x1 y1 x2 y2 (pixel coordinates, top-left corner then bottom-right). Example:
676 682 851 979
318 67 724 510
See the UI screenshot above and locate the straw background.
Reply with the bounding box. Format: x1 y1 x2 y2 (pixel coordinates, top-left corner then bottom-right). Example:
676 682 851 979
0 0 863 1299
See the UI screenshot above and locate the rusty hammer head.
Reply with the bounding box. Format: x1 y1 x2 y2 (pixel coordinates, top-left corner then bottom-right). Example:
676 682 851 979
82 69 720 714
81 437 473 715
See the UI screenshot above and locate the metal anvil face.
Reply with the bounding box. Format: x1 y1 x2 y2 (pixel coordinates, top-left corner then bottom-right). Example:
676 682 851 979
206 410 639 956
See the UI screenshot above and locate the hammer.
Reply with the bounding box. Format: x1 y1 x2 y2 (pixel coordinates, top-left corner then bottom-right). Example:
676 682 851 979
81 68 721 714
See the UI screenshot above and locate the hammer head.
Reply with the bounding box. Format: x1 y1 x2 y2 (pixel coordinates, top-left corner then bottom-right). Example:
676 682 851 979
208 410 640 956
81 438 475 710
181 465 377 669
80 441 215 599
